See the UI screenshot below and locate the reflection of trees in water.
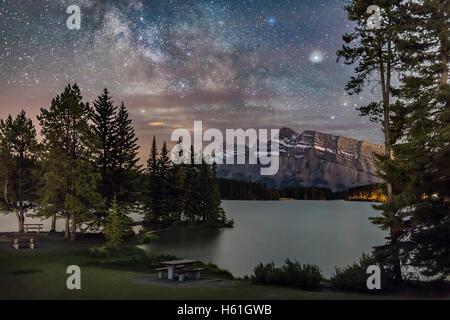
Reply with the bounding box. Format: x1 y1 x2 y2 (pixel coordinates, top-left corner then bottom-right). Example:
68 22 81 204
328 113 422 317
146 227 225 258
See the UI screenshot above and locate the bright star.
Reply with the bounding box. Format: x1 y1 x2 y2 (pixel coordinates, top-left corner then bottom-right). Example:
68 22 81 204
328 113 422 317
267 17 276 26
309 50 325 64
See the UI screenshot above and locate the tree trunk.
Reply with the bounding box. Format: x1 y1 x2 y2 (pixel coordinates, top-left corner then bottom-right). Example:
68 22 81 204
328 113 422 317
18 215 24 233
379 35 403 283
441 48 448 86
390 230 402 284
70 214 77 241
64 216 70 240
50 214 56 233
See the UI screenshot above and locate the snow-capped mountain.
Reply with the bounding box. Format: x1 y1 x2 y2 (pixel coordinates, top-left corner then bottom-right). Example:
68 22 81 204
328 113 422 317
217 127 385 191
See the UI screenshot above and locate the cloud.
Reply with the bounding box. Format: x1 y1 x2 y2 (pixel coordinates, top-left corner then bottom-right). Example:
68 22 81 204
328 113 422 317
148 121 182 128
148 121 166 126
124 88 272 110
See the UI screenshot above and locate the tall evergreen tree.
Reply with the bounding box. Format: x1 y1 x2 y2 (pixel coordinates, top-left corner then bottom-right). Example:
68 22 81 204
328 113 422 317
0 111 38 232
337 0 405 283
147 136 159 176
145 137 160 223
37 84 102 240
113 102 141 203
92 91 140 227
392 0 450 278
209 162 227 224
169 162 185 222
91 88 117 203
157 142 172 221
183 145 200 222
169 140 186 222
197 161 211 222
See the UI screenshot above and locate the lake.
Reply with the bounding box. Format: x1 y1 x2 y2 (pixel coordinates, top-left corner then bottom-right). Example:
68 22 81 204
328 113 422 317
0 200 386 278
141 200 386 278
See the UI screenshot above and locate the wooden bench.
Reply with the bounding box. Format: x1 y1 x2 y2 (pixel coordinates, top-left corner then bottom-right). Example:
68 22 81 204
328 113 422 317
155 265 184 279
11 236 37 250
175 267 205 282
24 224 44 234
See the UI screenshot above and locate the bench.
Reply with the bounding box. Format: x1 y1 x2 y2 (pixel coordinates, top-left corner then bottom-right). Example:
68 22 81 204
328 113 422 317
11 237 37 250
155 265 185 279
24 224 44 234
175 268 205 282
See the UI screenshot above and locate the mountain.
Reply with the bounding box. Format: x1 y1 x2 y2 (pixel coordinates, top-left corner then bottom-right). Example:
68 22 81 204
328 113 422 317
216 127 384 191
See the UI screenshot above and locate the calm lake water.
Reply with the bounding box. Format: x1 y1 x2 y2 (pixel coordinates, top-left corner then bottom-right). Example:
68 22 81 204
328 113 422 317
141 200 386 278
0 200 386 278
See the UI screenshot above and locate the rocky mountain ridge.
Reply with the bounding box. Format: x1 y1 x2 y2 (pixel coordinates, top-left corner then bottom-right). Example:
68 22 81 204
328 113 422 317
216 127 385 191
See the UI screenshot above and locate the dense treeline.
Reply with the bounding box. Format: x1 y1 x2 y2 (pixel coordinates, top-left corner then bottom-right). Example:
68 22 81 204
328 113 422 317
0 85 231 242
145 142 232 227
339 0 449 281
218 178 280 200
281 187 333 200
218 178 341 200
333 184 386 202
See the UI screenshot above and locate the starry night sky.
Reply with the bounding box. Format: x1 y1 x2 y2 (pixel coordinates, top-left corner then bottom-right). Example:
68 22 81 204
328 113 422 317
0 0 382 158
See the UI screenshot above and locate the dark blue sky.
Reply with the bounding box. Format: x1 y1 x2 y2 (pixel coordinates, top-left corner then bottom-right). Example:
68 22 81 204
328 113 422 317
0 0 382 154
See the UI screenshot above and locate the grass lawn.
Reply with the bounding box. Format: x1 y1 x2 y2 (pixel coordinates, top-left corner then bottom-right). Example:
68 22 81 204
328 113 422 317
0 237 446 300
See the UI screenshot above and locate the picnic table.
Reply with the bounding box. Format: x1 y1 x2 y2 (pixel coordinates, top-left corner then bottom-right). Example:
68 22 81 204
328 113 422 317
11 236 37 250
158 259 204 282
23 223 44 234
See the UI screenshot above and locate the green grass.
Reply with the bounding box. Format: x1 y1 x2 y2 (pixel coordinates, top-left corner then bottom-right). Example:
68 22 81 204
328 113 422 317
0 244 444 300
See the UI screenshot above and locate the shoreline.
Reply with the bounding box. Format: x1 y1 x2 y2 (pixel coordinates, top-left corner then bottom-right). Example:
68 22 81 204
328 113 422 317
1 233 447 300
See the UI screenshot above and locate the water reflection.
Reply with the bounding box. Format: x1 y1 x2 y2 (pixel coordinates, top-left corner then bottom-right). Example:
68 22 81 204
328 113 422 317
142 200 386 278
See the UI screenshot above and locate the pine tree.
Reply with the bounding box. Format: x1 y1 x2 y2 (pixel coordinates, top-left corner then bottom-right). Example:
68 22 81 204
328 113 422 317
113 102 141 204
158 142 171 175
91 88 117 203
145 137 160 223
337 0 405 283
183 145 200 222
92 91 141 224
209 162 228 224
147 136 158 176
169 139 186 222
169 162 185 222
157 142 172 221
392 0 450 278
105 196 133 247
0 111 38 232
198 161 211 222
37 84 102 240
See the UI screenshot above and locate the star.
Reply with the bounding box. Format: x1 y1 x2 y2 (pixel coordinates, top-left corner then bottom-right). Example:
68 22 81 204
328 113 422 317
309 50 325 64
0 0 384 151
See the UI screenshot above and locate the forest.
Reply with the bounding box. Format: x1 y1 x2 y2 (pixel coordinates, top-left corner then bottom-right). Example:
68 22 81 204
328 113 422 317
336 0 449 281
0 86 232 242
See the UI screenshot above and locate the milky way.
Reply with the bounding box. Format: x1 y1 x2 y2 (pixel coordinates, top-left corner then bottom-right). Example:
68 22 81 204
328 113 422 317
0 0 382 158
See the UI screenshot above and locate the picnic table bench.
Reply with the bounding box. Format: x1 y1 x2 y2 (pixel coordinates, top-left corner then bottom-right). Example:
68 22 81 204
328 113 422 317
11 236 37 250
175 267 205 282
155 265 184 279
23 223 44 234
157 259 205 282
